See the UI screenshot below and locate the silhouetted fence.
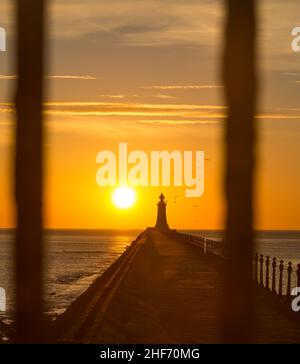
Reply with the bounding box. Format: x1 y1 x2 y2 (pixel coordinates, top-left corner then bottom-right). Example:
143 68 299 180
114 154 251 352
163 230 226 258
163 230 300 302
254 253 300 300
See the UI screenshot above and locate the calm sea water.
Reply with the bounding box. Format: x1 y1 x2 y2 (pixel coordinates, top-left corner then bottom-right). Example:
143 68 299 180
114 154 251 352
0 229 300 323
0 229 141 322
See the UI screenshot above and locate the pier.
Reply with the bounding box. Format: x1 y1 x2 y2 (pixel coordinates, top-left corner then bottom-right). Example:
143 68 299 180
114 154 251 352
7 0 276 344
52 196 300 344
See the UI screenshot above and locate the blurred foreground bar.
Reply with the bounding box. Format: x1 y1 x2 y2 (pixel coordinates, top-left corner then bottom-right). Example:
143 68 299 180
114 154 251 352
222 0 257 343
15 0 46 343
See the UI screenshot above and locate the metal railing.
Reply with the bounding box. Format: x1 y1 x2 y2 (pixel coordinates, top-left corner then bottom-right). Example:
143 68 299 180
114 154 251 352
254 253 300 300
162 229 225 258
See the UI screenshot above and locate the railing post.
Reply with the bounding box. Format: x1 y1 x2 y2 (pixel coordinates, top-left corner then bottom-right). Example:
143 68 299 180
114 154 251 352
286 262 292 301
271 257 277 294
297 263 300 288
259 254 264 287
204 237 207 254
254 253 258 283
279 260 284 297
265 256 270 291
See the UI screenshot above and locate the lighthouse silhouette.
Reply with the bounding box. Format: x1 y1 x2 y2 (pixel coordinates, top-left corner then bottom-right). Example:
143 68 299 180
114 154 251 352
155 193 169 231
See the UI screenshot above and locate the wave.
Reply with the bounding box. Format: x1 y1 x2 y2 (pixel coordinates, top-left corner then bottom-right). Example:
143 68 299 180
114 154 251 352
49 250 121 255
53 271 98 285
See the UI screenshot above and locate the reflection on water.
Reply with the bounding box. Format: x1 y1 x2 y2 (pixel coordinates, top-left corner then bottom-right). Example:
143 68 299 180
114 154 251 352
0 229 141 321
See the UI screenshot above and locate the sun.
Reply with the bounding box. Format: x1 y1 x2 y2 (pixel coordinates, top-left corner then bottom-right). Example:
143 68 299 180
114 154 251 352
113 187 136 209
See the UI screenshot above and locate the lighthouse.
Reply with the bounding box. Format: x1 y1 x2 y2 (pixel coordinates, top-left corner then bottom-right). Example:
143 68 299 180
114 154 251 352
155 193 169 231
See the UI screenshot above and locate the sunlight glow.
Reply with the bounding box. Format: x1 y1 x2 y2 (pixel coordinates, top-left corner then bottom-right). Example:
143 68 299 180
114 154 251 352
113 187 136 209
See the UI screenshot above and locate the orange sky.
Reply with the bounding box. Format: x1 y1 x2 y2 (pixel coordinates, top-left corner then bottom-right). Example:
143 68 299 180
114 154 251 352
0 0 299 229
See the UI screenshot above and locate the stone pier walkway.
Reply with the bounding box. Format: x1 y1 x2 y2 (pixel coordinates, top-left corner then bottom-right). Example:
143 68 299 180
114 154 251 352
55 229 300 344
95 230 221 343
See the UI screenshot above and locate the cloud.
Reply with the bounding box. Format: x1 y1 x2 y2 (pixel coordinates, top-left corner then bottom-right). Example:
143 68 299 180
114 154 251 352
283 73 300 77
0 107 12 114
138 120 221 126
98 94 139 99
0 75 16 80
153 94 177 99
43 101 226 110
143 85 223 90
48 75 98 80
114 23 170 35
2 101 300 124
48 0 223 47
0 101 226 120
0 74 97 80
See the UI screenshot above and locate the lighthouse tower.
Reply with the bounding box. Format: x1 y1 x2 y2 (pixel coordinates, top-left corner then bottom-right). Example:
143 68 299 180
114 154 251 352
155 193 169 231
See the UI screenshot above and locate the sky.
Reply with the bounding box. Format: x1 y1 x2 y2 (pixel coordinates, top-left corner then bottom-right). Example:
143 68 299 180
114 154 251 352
0 0 299 229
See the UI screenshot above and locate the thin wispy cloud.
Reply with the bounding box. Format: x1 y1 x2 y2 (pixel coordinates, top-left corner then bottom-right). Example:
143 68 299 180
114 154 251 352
44 101 226 110
283 73 300 77
48 75 97 80
0 75 17 80
0 101 226 119
0 74 97 80
143 85 223 90
138 120 221 126
0 107 12 114
49 0 223 47
153 94 177 99
1 101 300 122
98 94 139 99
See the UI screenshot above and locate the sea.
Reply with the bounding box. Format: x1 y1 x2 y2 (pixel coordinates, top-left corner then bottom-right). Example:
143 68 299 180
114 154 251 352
0 229 300 325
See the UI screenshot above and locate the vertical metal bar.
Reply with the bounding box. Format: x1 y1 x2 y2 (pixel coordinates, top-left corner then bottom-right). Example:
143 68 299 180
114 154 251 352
254 253 258 283
279 260 284 297
265 256 270 291
286 262 292 301
259 255 264 287
15 0 46 343
271 257 277 294
221 0 257 343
